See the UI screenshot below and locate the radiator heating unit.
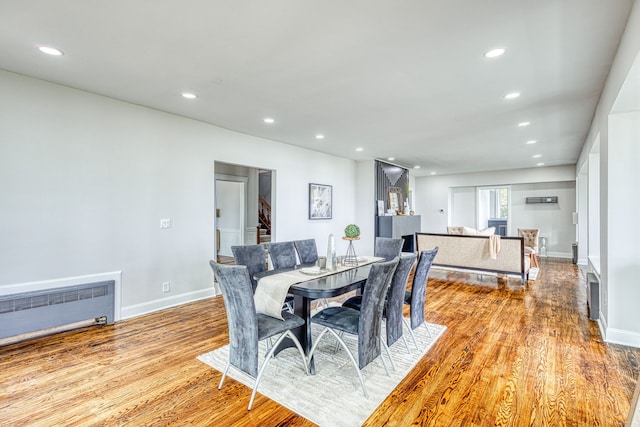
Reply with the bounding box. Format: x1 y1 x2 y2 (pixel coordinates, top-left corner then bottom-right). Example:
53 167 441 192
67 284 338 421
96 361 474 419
0 280 115 345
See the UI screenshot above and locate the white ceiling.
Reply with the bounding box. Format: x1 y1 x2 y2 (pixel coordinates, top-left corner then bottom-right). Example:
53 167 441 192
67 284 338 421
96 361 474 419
0 1 635 176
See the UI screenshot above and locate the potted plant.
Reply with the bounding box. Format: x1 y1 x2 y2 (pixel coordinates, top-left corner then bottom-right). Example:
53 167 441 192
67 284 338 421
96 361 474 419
344 224 360 239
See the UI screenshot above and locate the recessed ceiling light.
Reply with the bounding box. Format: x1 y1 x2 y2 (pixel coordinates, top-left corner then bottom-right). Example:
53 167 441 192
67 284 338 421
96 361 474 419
484 48 506 58
315 134 325 140
38 45 63 56
536 163 545 167
414 165 421 169
181 92 197 99
518 121 531 127
355 147 363 152
430 171 437 176
504 92 521 100
526 140 537 144
532 154 542 158
388 157 395 161
263 118 275 124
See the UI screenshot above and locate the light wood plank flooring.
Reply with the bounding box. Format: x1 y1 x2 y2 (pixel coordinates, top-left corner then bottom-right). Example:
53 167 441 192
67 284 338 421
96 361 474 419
1 259 638 426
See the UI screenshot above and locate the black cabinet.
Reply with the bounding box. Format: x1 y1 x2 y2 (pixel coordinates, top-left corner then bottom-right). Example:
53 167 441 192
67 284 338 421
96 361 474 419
377 215 421 252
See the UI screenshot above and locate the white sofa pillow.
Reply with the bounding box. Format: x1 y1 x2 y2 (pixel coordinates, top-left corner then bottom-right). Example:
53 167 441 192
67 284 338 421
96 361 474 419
462 226 478 235
462 226 495 236
478 227 496 236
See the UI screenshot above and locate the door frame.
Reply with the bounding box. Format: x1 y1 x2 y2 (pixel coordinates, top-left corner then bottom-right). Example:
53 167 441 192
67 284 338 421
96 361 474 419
215 174 248 258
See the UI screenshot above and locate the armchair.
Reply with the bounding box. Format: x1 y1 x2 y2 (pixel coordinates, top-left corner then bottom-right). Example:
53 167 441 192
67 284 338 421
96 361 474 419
517 228 540 268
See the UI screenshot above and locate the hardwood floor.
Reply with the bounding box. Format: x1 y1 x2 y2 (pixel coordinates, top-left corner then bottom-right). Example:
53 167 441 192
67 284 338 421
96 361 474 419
1 259 638 426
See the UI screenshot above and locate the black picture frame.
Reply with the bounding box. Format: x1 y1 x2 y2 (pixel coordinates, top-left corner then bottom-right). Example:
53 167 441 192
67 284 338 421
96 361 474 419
309 183 332 219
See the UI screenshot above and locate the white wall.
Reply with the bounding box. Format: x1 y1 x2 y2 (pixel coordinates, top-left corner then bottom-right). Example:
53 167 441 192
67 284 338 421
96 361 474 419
415 166 576 256
576 0 640 348
510 181 576 257
607 112 640 343
355 160 376 255
0 70 359 319
449 187 476 228
576 164 588 265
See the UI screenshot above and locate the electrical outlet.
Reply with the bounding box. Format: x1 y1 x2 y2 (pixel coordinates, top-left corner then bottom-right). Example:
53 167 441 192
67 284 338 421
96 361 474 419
162 281 170 293
160 218 171 229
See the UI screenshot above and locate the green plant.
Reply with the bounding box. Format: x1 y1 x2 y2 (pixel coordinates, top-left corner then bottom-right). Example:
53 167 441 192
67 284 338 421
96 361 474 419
344 224 360 238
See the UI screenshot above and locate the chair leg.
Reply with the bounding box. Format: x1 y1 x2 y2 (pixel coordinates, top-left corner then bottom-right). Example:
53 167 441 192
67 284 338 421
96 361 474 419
400 333 411 353
422 322 432 338
285 301 294 313
249 331 309 410
218 361 231 389
403 318 419 350
332 331 344 354
285 330 310 377
380 337 395 373
308 327 369 398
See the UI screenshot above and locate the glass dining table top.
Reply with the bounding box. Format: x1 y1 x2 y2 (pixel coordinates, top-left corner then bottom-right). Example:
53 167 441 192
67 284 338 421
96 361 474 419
289 264 373 298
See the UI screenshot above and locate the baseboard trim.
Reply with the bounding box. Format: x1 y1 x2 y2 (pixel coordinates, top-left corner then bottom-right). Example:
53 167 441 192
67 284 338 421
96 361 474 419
603 323 640 349
121 287 217 320
546 251 571 259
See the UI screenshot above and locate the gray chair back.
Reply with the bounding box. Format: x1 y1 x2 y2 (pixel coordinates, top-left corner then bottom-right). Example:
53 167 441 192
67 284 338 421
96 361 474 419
210 262 259 377
408 247 438 329
385 253 417 346
374 237 404 261
358 257 399 369
294 239 318 264
231 244 266 292
267 241 297 269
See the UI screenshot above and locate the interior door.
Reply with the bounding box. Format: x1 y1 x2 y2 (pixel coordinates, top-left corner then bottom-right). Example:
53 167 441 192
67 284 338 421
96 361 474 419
215 180 245 257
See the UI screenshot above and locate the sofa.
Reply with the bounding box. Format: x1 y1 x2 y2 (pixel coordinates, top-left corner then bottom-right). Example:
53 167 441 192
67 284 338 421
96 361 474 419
416 232 530 284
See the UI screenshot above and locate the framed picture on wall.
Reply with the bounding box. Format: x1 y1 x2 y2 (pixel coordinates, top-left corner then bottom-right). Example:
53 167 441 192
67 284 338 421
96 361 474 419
309 183 332 219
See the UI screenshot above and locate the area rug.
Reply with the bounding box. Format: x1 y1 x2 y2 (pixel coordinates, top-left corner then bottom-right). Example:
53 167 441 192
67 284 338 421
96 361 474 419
198 320 446 427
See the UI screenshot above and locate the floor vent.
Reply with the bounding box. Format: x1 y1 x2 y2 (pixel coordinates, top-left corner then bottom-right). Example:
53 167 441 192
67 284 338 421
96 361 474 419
0 280 115 342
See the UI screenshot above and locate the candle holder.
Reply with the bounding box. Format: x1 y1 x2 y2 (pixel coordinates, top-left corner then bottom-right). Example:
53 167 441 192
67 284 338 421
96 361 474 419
342 237 359 266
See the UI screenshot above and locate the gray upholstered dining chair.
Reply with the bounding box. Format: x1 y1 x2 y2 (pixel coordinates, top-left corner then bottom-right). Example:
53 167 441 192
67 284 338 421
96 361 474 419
308 257 399 398
342 253 417 353
266 241 298 269
404 247 438 349
374 237 404 261
294 239 318 264
294 238 333 307
210 261 308 410
232 244 293 312
231 244 267 292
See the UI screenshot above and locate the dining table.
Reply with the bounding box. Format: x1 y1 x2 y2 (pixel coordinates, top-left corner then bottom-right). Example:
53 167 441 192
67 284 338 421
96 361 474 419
254 261 377 373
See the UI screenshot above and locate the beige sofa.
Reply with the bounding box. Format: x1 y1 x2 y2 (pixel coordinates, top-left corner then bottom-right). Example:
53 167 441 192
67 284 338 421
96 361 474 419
416 232 529 284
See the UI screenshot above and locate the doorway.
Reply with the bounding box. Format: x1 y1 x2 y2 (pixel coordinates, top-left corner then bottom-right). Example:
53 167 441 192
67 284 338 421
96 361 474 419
215 176 246 258
213 162 276 263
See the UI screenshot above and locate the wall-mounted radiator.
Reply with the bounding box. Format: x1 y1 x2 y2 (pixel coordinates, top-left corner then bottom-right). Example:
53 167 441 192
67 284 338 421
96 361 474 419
0 280 115 343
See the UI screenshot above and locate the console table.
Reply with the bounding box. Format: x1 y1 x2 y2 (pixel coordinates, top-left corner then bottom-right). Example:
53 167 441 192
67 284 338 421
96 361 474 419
377 215 421 251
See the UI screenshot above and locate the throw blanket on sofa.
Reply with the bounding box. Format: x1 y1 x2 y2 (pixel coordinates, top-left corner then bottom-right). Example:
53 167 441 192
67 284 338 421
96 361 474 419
489 234 501 259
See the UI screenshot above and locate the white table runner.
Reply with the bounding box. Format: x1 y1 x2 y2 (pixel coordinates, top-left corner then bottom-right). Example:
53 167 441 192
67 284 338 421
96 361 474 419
254 256 383 320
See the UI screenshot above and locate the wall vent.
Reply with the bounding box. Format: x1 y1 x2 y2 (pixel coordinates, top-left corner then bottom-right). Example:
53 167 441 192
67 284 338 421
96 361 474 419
526 196 558 204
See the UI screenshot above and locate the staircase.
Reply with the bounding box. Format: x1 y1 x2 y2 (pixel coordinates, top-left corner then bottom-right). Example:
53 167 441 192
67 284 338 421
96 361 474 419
259 228 271 243
258 195 271 243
